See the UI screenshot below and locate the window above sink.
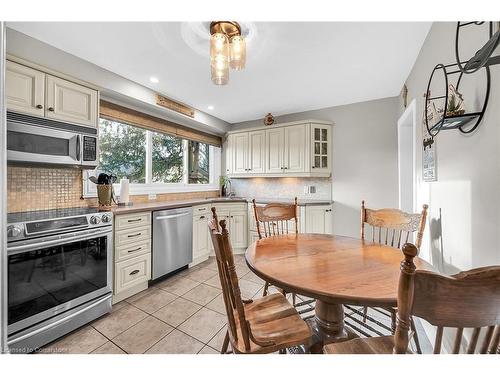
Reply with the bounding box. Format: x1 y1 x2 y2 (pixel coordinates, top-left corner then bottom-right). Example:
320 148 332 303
83 118 220 197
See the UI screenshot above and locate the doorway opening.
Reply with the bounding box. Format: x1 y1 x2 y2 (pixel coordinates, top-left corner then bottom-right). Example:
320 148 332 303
397 99 417 214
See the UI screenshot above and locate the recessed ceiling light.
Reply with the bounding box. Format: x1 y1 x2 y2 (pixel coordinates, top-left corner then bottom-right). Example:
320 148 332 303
207 105 214 110
149 76 159 83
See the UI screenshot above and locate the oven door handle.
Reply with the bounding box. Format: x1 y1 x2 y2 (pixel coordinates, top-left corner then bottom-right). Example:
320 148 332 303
7 228 112 255
7 294 112 346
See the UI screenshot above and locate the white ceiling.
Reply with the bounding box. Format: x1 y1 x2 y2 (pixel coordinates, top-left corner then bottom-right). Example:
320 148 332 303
7 22 431 124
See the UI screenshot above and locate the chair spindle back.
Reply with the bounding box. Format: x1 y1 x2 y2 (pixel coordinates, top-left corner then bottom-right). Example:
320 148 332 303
252 198 298 239
360 201 428 250
394 243 500 354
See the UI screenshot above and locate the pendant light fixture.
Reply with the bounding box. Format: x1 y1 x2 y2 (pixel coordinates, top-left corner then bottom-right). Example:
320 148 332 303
210 21 246 85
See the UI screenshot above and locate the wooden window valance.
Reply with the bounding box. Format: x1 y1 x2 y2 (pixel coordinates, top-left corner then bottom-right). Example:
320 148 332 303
99 100 222 147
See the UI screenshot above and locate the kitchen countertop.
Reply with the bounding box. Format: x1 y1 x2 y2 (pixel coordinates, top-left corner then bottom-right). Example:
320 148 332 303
110 197 333 215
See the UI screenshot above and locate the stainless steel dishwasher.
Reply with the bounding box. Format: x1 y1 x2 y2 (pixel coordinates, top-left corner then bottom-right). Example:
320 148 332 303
152 207 193 280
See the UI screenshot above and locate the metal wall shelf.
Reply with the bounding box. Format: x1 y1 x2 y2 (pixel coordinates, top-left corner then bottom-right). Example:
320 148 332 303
425 62 491 137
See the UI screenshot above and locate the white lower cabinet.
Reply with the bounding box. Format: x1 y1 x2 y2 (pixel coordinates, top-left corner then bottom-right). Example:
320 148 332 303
113 211 152 303
305 204 333 234
114 253 151 296
191 205 211 267
230 210 248 249
211 203 248 252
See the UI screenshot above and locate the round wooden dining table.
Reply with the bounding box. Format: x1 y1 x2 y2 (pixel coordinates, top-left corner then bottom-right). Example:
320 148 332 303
245 233 433 352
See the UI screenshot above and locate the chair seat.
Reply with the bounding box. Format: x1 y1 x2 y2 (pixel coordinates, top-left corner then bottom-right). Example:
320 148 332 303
323 336 396 354
231 293 311 354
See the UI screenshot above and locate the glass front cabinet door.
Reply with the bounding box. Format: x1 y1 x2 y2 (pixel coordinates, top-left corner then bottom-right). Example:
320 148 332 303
311 124 331 175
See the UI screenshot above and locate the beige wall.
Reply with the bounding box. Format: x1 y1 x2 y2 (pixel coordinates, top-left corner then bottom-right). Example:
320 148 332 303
402 22 500 272
231 96 400 238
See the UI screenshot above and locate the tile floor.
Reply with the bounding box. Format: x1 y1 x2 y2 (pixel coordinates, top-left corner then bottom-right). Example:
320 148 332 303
40 254 264 354
39 254 431 354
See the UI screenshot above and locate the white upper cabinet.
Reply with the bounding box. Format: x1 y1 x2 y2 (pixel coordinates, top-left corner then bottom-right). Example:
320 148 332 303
6 59 99 128
311 124 331 174
248 130 266 174
284 124 307 173
46 75 98 128
6 61 45 116
266 127 285 173
224 134 234 175
225 120 331 178
232 132 248 174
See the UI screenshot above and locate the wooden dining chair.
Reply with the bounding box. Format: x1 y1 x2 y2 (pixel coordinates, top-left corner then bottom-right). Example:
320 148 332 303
252 198 314 316
345 200 428 353
324 243 500 354
208 207 311 354
252 198 298 297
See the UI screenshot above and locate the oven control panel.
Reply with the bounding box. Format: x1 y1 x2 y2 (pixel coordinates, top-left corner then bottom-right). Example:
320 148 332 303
7 211 113 244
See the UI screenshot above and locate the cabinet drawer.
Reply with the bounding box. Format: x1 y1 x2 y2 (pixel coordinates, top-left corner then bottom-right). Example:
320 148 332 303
115 240 150 262
115 225 151 248
193 204 211 215
115 212 151 231
213 202 247 212
115 254 151 295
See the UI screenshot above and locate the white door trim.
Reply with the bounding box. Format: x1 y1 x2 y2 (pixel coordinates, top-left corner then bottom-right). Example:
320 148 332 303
397 99 417 213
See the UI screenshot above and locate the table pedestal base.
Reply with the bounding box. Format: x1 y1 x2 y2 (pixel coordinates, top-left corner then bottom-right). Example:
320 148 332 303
305 300 357 353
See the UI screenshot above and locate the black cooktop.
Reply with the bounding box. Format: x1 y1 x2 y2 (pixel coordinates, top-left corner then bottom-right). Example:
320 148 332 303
7 207 100 224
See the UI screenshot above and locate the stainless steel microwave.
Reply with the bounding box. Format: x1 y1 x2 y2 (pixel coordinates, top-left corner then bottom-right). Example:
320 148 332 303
7 112 98 169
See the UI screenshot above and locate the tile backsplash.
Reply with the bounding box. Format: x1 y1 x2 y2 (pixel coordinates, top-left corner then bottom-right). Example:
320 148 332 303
230 177 332 201
7 166 219 213
7 167 90 213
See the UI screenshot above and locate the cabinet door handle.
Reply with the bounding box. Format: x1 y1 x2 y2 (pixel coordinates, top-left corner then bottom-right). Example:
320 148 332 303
199 216 206 219
36 104 43 109
127 218 142 223
48 107 54 112
127 247 143 253
127 233 141 238
129 269 140 276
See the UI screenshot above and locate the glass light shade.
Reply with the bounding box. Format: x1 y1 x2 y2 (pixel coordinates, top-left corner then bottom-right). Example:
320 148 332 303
210 33 229 69
211 64 229 85
210 32 229 85
230 35 246 70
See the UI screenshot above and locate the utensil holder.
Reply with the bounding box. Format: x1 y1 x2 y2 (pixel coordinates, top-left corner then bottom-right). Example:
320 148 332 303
97 184 114 209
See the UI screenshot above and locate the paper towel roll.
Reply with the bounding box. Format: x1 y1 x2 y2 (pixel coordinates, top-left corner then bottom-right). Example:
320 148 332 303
120 177 130 204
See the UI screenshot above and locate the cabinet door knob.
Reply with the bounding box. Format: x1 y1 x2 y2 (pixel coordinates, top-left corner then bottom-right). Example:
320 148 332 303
48 107 54 112
36 104 43 109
